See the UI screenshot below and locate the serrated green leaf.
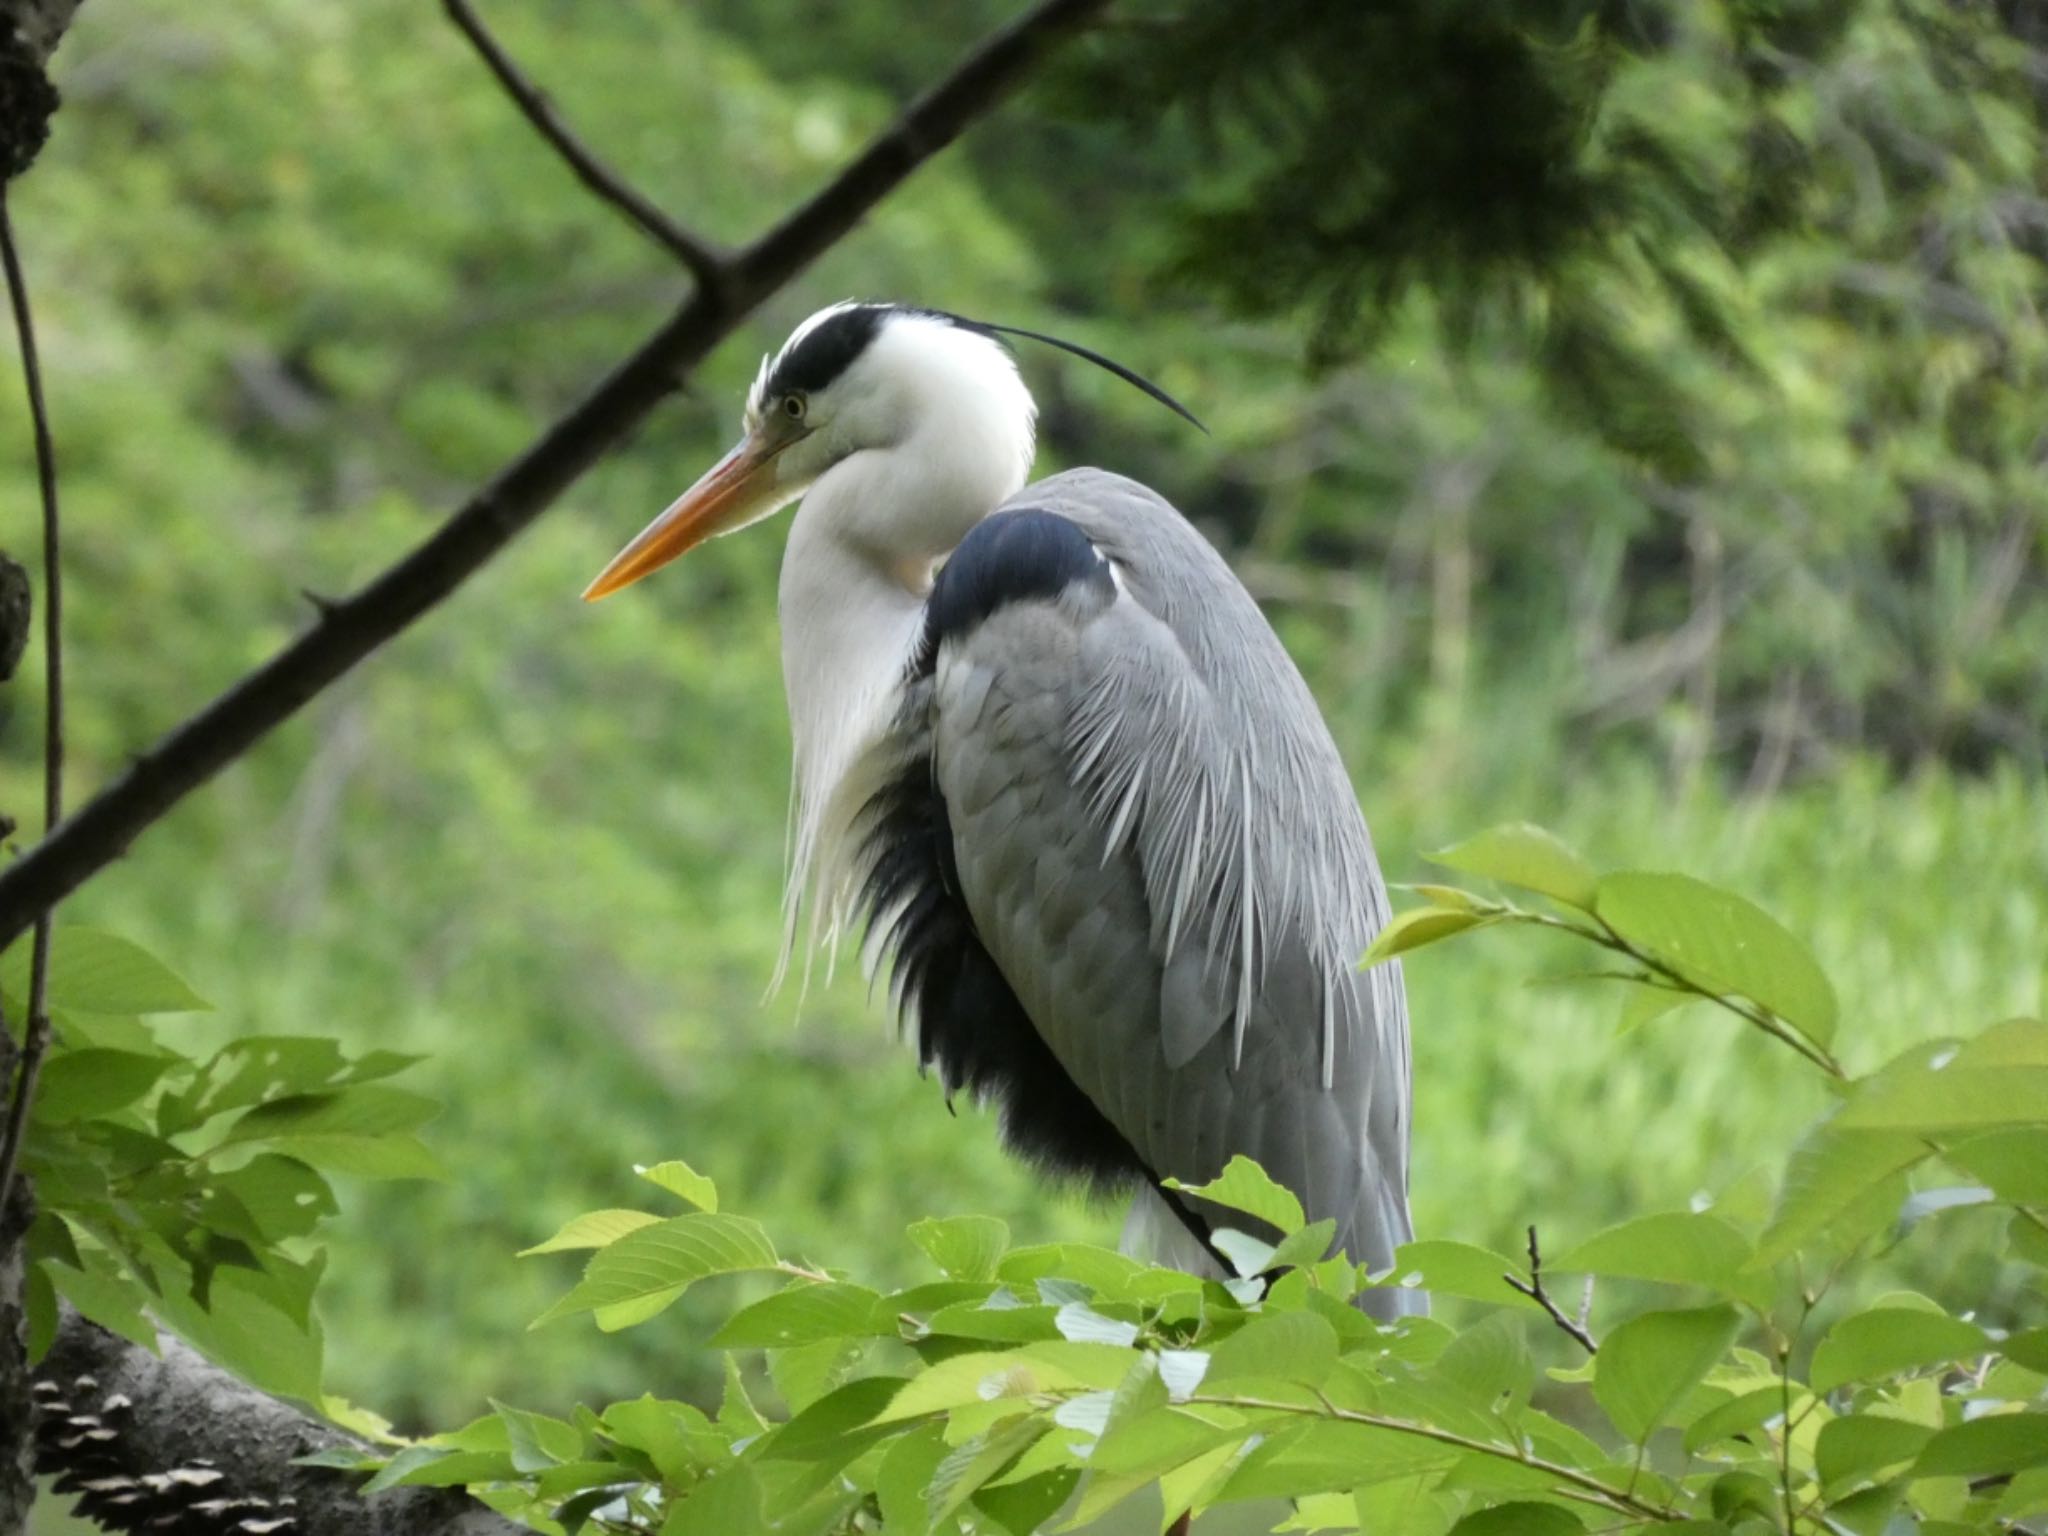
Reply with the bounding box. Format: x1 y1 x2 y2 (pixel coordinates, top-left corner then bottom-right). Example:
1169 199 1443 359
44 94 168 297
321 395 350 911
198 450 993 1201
533 1213 778 1327
1942 1127 2048 1203
711 1280 885 1348
360 1445 460 1495
1360 907 1496 968
1378 1240 1542 1312
1815 1414 1933 1491
1207 1310 1339 1389
0 928 210 1014
1554 1210 1766 1302
1429 823 1598 910
1755 1126 1928 1265
908 1214 1008 1281
636 1160 717 1211
1809 1309 1990 1394
1594 1304 1741 1443
1163 1154 1306 1235
1910 1413 2048 1478
32 1048 170 1123
520 1209 663 1257
1838 1067 2048 1133
1595 871 1836 1044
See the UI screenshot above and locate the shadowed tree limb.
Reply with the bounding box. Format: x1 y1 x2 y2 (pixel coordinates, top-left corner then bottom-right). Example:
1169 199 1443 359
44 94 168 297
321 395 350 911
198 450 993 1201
0 0 1110 952
441 0 727 286
34 1310 525 1536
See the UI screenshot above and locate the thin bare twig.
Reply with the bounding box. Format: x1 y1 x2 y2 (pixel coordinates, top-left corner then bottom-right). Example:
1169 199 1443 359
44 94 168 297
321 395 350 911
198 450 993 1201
0 0 1108 952
0 187 63 1216
442 0 727 286
1503 1225 1598 1355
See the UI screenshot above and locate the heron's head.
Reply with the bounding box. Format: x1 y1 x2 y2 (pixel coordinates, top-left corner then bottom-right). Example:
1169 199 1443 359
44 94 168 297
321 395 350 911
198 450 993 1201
584 303 1038 600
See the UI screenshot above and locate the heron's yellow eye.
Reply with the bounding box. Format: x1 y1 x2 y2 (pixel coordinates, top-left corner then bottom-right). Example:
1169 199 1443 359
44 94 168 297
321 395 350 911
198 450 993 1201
783 394 806 421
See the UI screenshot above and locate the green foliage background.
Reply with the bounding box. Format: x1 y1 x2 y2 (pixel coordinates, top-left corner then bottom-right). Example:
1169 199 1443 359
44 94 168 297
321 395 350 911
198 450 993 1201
1 0 2043 1465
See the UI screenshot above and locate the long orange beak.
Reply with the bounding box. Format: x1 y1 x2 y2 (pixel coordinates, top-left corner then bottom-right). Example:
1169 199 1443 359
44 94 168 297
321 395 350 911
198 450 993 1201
582 439 783 601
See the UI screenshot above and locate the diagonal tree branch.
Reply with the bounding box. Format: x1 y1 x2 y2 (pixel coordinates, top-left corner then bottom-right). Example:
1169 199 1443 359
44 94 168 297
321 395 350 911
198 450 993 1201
0 0 1109 953
440 0 727 286
36 1310 524 1536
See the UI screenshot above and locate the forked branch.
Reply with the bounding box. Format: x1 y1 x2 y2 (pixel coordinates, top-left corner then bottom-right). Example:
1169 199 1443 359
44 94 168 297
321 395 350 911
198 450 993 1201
441 0 727 285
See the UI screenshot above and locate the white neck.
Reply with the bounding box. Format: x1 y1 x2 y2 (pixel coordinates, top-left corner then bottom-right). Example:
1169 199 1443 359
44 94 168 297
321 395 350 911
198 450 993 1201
772 379 1034 983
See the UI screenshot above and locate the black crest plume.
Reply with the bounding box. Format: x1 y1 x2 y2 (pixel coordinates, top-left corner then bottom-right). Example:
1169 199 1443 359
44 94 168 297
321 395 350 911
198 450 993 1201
943 312 1207 435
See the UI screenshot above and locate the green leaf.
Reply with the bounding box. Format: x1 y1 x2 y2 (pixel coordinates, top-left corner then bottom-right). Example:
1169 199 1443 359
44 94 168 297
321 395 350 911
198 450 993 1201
1593 1304 1741 1443
2005 1328 2048 1374
1910 1413 2048 1478
1838 1067 2048 1133
972 1468 1078 1536
1595 871 1837 1045
767 1375 907 1458
1943 1128 2048 1203
1683 1386 1783 1453
662 1465 764 1536
1815 1414 1934 1491
1754 1126 1928 1265
1379 1240 1543 1312
928 1417 1046 1526
1265 1217 1338 1275
210 1155 337 1242
532 1213 778 1327
47 1261 156 1352
637 1160 717 1211
874 1421 948 1536
1429 823 1598 910
520 1209 663 1257
1809 1308 1989 1394
1446 1503 1586 1536
489 1399 583 1471
2014 1211 2048 1267
1554 1211 1766 1303
32 1049 171 1123
1207 1311 1339 1389
1359 906 1496 968
908 1214 1009 1281
0 928 210 1014
1163 1154 1306 1235
154 1266 324 1404
220 1084 439 1144
1617 980 1694 1035
267 1133 445 1180
23 1264 56 1362
712 1281 886 1348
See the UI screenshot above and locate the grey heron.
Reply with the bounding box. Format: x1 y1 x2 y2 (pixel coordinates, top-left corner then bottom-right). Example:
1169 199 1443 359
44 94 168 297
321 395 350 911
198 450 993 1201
585 302 1417 1314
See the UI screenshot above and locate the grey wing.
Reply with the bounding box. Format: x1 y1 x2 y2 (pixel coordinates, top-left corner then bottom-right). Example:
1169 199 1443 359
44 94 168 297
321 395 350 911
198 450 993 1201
930 469 1417 1304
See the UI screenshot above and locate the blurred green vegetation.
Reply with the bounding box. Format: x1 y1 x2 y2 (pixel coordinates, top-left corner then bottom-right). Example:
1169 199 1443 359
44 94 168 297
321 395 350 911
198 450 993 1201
1 0 2043 1437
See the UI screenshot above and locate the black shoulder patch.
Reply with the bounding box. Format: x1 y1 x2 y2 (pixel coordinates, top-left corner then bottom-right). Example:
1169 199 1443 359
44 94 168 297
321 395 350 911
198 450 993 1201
926 508 1112 646
764 305 891 399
